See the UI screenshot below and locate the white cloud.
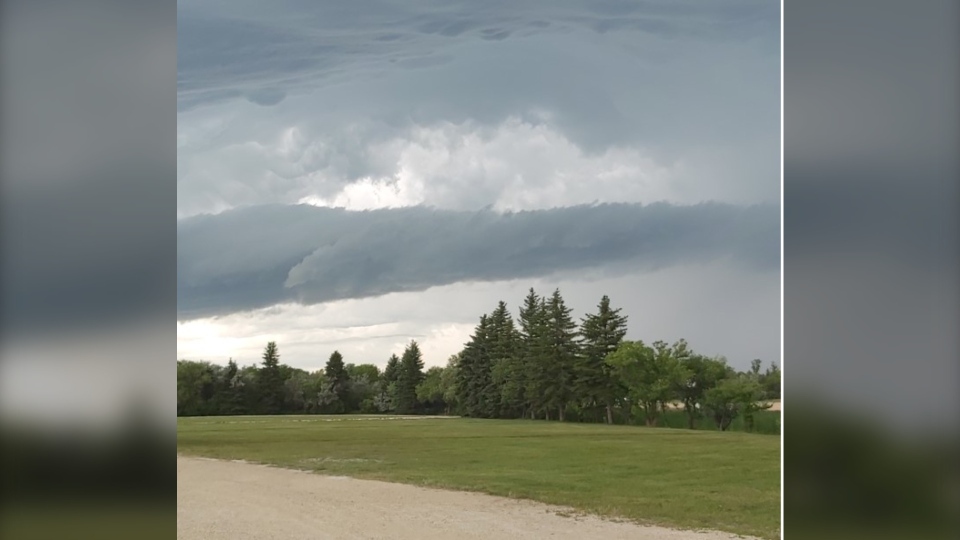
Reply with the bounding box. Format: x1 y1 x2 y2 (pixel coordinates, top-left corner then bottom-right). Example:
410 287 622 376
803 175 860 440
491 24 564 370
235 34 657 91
180 115 774 217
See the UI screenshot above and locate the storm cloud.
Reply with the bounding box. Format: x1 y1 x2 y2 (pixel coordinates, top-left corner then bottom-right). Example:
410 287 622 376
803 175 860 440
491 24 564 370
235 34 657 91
178 202 777 319
177 0 779 219
175 0 781 369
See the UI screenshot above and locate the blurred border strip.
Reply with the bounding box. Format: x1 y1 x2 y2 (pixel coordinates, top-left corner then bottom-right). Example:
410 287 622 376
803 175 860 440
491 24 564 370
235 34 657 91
0 0 176 537
783 0 960 538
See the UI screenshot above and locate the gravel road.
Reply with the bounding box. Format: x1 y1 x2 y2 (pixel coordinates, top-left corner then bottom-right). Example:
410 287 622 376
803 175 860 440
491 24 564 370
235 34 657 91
177 455 757 540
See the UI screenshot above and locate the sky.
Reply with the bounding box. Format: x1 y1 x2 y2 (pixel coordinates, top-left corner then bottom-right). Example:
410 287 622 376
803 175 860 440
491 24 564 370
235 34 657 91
176 0 781 373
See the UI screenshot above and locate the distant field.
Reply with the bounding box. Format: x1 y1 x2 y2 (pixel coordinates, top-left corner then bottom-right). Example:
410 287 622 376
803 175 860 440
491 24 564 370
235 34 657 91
178 416 780 539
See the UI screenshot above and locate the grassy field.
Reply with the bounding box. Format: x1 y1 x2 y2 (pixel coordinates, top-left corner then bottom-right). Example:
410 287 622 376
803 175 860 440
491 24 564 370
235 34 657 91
177 416 780 539
655 409 781 434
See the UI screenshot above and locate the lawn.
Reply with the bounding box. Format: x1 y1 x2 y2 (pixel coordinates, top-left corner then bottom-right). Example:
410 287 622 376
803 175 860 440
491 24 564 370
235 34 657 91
177 416 780 539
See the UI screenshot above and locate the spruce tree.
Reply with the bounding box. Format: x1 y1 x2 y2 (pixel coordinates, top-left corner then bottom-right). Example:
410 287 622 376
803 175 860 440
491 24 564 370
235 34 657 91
378 354 401 412
456 314 494 417
488 301 521 418
517 289 549 419
577 295 628 424
544 289 579 421
258 341 284 414
396 340 425 414
383 354 400 383
324 350 350 413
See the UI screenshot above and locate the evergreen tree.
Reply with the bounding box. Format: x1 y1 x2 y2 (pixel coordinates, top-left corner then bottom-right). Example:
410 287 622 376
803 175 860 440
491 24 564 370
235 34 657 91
258 341 285 414
518 289 550 419
488 301 521 418
383 354 400 384
211 358 245 415
577 295 628 424
456 314 495 417
323 350 350 413
395 340 425 414
378 354 401 412
544 289 580 421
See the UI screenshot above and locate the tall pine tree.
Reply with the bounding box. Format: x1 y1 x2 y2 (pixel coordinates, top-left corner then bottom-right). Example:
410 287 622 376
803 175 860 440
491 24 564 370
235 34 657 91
518 289 550 419
383 354 400 383
577 295 628 424
395 340 425 414
544 289 579 421
324 350 350 413
488 301 521 418
258 341 285 414
456 314 495 417
377 354 401 412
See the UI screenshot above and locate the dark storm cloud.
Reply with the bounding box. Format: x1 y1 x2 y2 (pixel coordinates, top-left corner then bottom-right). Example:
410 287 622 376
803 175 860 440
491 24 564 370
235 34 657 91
176 0 778 151
177 202 778 320
177 0 779 218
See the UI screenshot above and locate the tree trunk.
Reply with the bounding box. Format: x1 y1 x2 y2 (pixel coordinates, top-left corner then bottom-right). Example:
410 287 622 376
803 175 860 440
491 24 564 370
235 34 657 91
643 404 656 427
558 406 565 422
687 413 695 429
605 404 614 425
545 410 551 421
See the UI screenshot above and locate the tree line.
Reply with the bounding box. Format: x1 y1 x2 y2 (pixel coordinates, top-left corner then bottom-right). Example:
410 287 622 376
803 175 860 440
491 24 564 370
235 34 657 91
177 288 780 432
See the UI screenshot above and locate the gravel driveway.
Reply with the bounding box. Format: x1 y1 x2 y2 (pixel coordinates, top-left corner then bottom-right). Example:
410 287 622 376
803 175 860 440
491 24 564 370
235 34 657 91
177 455 758 540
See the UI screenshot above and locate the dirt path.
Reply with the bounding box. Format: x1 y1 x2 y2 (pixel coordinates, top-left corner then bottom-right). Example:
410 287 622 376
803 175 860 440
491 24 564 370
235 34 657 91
177 455 756 540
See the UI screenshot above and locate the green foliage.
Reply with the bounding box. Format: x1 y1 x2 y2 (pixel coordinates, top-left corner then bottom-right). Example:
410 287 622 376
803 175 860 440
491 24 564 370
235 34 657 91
542 289 580 421
382 354 400 383
346 363 380 385
440 354 461 414
258 342 285 414
176 290 780 436
374 382 396 413
576 295 628 424
176 360 218 416
416 367 446 414
654 409 781 434
488 301 522 418
606 340 686 426
217 359 245 415
344 364 379 412
456 314 497 418
378 354 401 413
675 354 731 429
703 374 768 431
395 341 425 414
322 350 350 413
517 288 550 419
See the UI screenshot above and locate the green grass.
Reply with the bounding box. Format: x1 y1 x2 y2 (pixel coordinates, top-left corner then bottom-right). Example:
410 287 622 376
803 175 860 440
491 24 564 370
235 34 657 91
178 416 781 539
655 410 781 434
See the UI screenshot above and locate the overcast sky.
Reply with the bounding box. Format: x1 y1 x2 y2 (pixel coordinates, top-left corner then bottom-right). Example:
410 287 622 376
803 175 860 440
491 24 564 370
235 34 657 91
176 0 780 372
